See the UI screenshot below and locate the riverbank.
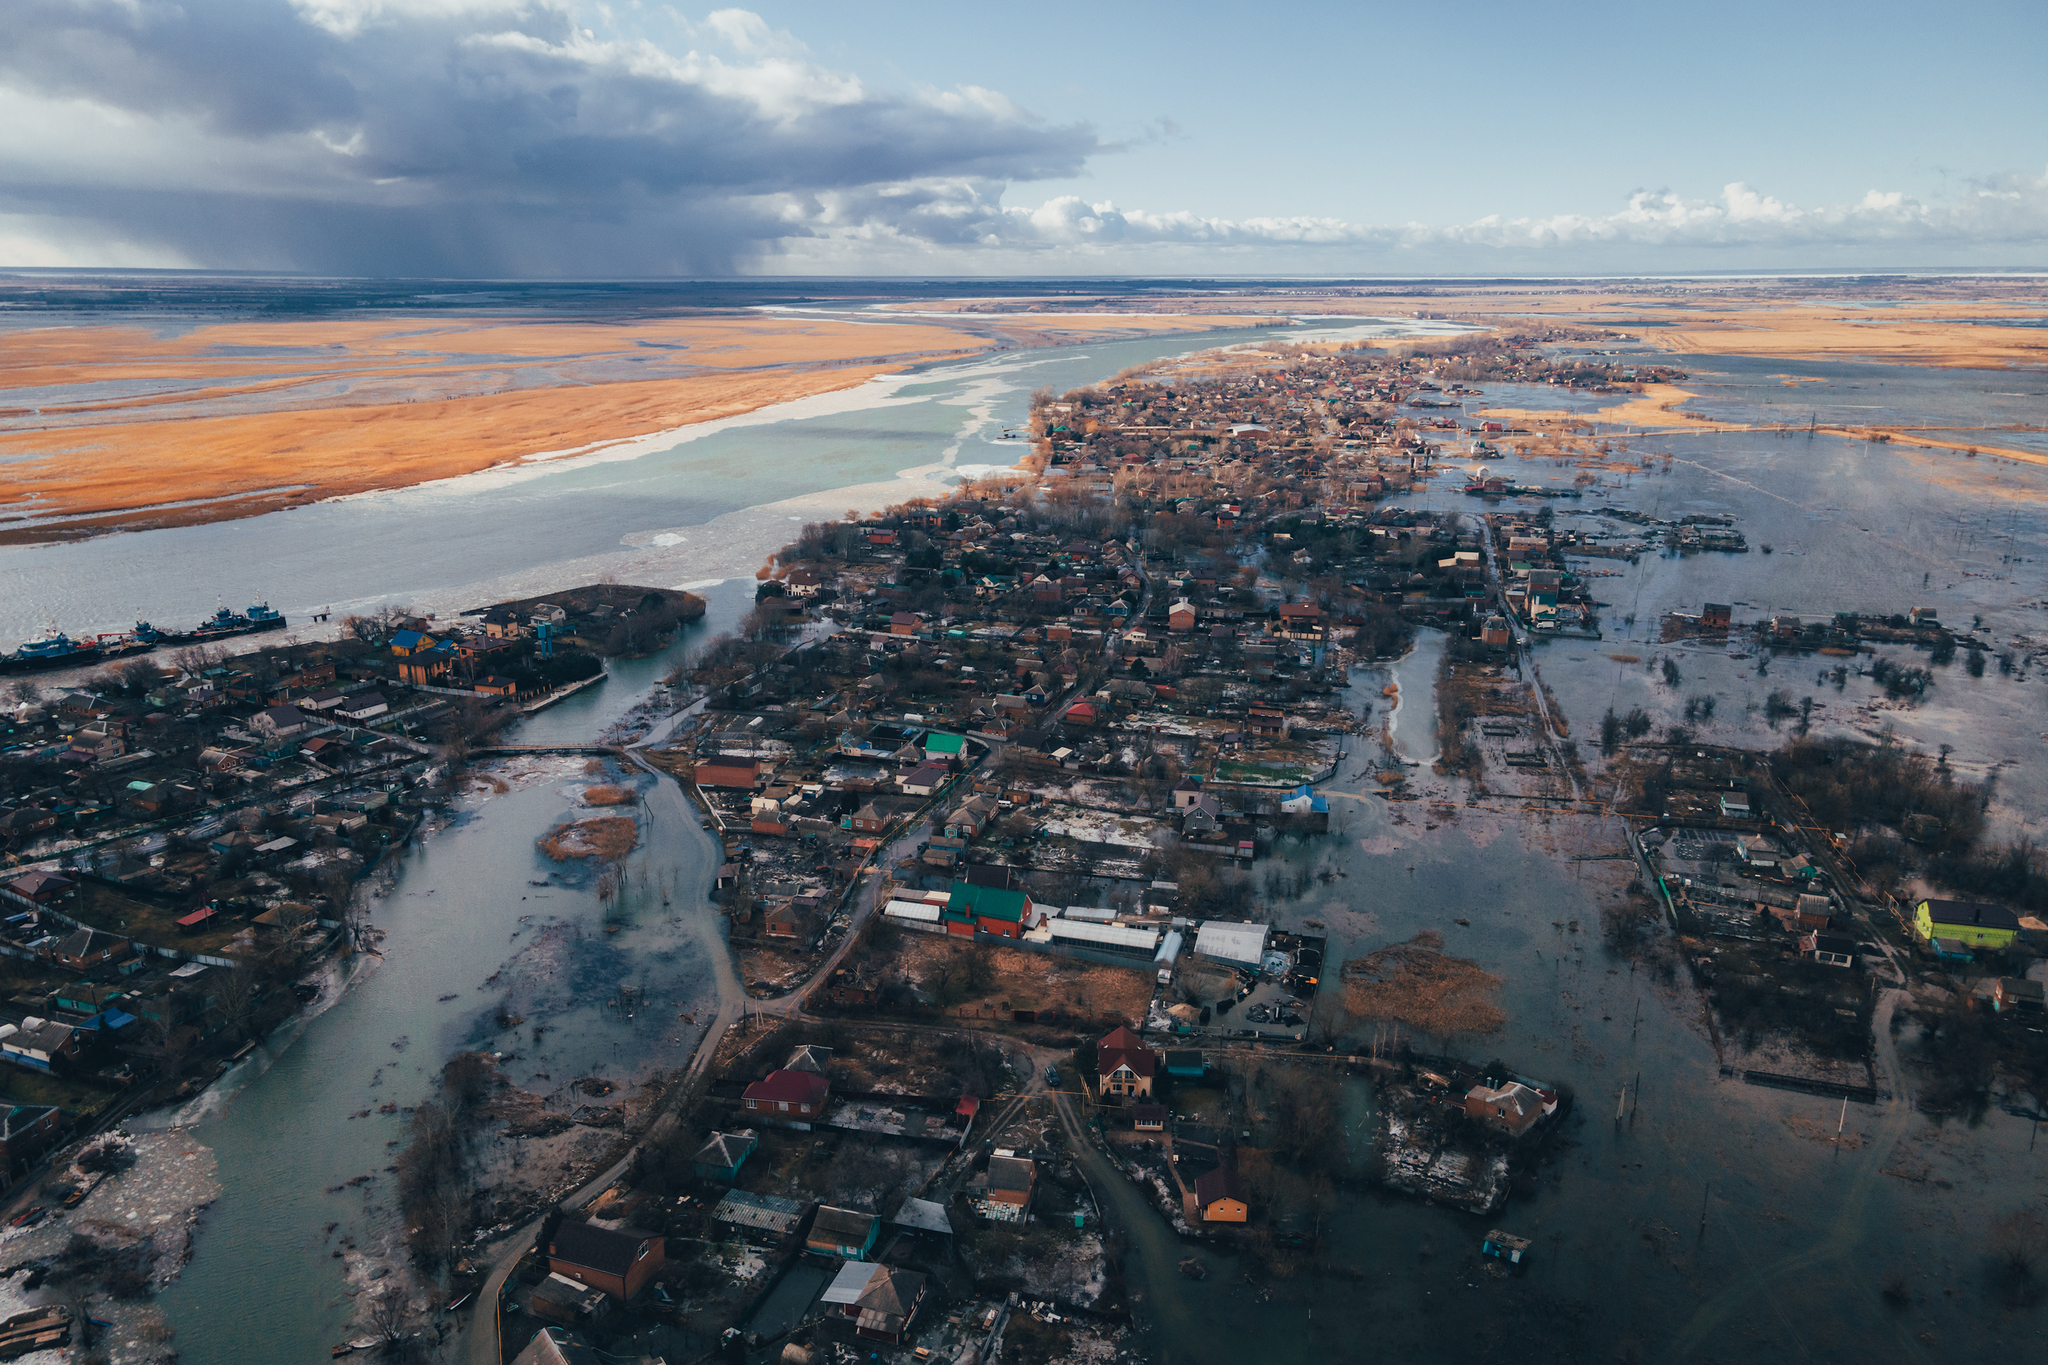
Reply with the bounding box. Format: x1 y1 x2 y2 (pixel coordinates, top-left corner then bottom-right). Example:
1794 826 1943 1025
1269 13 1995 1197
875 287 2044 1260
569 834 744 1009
0 304 1289 547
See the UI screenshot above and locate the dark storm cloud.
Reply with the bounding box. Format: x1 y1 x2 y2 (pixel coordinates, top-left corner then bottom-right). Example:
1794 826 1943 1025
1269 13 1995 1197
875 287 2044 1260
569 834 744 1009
0 1 1099 274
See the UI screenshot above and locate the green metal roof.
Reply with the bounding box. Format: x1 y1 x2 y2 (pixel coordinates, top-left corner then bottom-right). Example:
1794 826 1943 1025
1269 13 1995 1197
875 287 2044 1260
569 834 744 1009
924 732 966 755
946 881 1028 922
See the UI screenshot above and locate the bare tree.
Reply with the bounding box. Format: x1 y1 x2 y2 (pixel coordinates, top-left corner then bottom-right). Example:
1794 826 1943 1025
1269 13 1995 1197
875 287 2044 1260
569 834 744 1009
367 1289 410 1344
115 659 161 695
214 962 264 1042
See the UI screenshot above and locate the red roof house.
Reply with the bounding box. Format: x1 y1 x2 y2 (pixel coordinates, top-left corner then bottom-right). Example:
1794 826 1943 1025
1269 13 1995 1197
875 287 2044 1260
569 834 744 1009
1095 1026 1157 1102
743 1069 831 1119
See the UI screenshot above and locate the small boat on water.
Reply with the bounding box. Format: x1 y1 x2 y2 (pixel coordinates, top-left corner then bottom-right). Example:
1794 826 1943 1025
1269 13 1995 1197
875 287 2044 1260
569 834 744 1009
446 1292 472 1312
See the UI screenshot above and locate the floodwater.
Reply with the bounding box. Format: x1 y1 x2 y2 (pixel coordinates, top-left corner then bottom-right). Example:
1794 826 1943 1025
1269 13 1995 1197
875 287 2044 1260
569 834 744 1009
1402 352 2048 839
1379 631 1446 768
1086 717 2048 1364
147 590 745 1362
0 317 1461 650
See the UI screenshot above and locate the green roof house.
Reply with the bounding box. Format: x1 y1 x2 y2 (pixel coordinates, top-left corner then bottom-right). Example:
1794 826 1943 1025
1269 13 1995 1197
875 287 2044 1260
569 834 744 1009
923 732 967 760
944 881 1033 939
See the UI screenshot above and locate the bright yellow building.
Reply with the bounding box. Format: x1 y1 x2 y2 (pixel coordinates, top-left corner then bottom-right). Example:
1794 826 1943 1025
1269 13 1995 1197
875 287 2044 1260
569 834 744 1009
1914 899 2019 949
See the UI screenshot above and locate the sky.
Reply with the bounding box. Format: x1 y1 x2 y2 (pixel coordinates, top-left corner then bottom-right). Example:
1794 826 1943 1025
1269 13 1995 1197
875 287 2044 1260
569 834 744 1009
1 0 2044 277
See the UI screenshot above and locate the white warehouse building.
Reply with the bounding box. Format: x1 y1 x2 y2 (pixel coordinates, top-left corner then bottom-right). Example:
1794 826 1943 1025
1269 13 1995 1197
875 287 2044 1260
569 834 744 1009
1193 920 1270 966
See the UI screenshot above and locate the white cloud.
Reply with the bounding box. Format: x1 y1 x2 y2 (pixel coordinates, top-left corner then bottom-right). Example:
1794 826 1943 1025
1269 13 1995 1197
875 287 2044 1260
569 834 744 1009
290 0 533 38
764 172 2048 272
700 7 801 57
0 2 2040 276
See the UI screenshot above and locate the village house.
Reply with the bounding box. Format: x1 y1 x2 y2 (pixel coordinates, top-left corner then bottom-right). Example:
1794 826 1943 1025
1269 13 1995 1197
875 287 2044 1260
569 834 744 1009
1096 1025 1157 1103
545 1220 664 1302
944 794 998 839
1992 977 2046 1013
821 1261 927 1344
942 881 1032 938
482 607 526 639
695 758 762 790
897 762 952 798
1194 1167 1248 1222
969 1155 1035 1222
334 691 389 723
743 1068 831 1119
299 687 347 712
47 927 130 973
1800 931 1857 968
692 1129 758 1183
807 1205 880 1260
0 1018 81 1073
251 704 310 739
0 1103 61 1175
1464 1080 1557 1138
397 643 456 684
0 870 72 912
1913 898 2020 950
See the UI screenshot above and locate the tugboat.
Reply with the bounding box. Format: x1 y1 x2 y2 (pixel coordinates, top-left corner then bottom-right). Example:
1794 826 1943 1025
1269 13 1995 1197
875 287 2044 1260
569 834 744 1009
0 630 97 675
175 599 288 642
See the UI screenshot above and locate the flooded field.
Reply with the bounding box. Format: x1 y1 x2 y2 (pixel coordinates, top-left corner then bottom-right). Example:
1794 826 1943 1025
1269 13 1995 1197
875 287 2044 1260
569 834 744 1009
1409 350 2048 840
1089 726 2048 1365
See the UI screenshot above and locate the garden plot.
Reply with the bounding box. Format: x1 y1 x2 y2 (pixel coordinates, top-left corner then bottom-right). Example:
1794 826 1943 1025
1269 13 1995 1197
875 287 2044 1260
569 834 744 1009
1034 804 1173 851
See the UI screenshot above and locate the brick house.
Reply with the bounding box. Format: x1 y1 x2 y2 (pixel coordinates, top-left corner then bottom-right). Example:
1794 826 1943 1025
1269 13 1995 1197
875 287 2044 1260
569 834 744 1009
695 759 762 790
545 1220 664 1301
743 1069 831 1119
969 1155 1035 1223
942 882 1032 938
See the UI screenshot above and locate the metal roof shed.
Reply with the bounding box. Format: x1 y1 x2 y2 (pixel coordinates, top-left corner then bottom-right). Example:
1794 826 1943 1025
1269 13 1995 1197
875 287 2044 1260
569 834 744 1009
1049 920 1160 953
822 1260 884 1306
1195 920 1270 966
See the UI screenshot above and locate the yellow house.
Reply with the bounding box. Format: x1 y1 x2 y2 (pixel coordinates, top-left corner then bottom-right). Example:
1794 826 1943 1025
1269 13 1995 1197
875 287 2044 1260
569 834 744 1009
1914 899 2019 949
1194 1168 1247 1223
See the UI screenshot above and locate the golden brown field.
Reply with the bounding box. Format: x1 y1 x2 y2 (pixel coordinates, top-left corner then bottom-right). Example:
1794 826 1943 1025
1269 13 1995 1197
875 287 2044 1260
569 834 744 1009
6 281 2040 543
0 307 1264 544
903 279 2048 371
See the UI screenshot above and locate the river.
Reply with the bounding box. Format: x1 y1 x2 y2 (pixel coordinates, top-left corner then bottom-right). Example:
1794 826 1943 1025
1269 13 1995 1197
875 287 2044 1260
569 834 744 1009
0 316 1464 650
104 316 1455 1357
144 595 746 1361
